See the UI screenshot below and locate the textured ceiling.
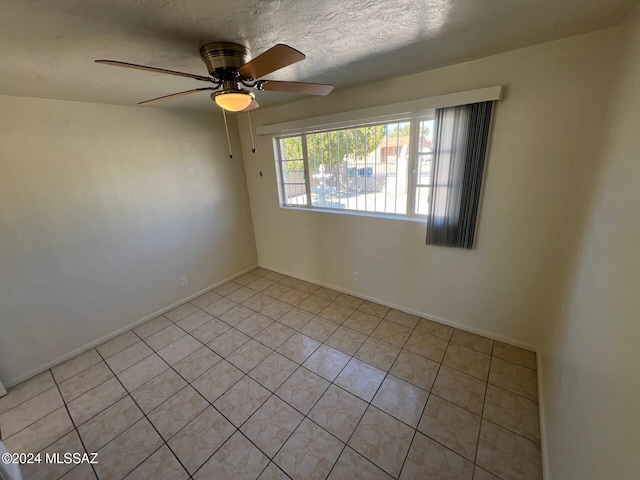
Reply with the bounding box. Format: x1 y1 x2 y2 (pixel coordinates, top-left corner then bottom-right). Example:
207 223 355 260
0 0 637 111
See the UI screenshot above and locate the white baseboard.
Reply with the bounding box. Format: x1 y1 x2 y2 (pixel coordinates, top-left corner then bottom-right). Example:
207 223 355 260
259 263 547 479
4 264 258 388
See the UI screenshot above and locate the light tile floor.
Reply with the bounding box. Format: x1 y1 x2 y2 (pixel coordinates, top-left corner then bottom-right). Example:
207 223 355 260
0 268 542 480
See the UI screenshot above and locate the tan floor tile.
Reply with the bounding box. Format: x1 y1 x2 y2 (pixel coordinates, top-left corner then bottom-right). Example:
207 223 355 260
213 280 242 296
415 317 454 340
298 295 331 314
51 349 101 383
262 282 293 299
348 406 414 478
191 360 244 403
474 466 502 479
334 358 386 402
117 354 168 392
493 342 537 370
227 286 260 303
131 368 187 413
404 330 449 362
483 385 540 443
168 406 236 475
259 462 290 480
3 407 73 456
432 365 486 415
20 430 85 480
241 395 304 457
190 290 223 309
78 396 142 451
58 362 113 402
390 350 440 391
358 301 390 318
265 271 285 282
300 316 340 342
314 287 341 301
442 343 491 381
126 444 188 480
207 328 250 357
418 395 481 461
235 272 261 285
94 418 162 480
354 337 400 371
277 332 321 364
236 313 274 337
334 293 364 309
255 322 296 349
0 371 55 416
218 304 254 327
318 302 355 323
275 419 343 480
213 376 271 427
325 325 367 355
96 330 139 358
451 329 494 354
385 309 419 328
476 420 542 480
328 447 394 480
204 297 239 317
0 387 63 438
105 341 153 374
308 385 368 442
175 309 214 333
61 463 96 480
194 431 269 479
279 275 302 288
227 339 273 373
145 324 186 351
164 302 199 322
191 318 230 343
295 280 321 294
488 357 538 401
248 277 276 292
372 375 429 427
157 335 202 365
242 293 275 311
133 315 173 339
173 346 222 383
344 310 383 335
67 377 127 426
400 432 474 480
249 352 299 392
371 320 412 347
276 367 330 414
303 344 351 381
279 288 311 307
260 300 294 320
148 386 209 440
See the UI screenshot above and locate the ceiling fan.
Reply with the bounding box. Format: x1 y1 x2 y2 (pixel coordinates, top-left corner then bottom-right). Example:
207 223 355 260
95 42 334 112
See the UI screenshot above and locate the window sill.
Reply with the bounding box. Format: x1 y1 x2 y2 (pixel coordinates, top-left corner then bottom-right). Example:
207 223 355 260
280 205 427 223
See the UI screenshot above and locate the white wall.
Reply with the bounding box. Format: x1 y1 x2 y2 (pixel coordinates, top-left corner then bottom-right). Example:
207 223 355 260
540 6 640 479
237 26 623 349
0 96 257 386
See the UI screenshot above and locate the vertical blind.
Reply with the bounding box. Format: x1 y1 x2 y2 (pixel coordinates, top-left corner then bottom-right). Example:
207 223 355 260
426 101 494 249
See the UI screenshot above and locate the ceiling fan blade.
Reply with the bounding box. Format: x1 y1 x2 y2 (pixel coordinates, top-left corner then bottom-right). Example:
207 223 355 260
261 80 334 95
238 44 305 80
138 88 215 105
242 99 260 112
95 60 212 83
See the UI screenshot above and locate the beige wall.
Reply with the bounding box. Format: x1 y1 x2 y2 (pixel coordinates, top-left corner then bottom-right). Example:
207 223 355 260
0 96 257 386
540 6 640 479
237 26 622 350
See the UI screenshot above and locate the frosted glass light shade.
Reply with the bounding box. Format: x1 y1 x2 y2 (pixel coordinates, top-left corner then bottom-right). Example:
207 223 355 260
215 92 252 111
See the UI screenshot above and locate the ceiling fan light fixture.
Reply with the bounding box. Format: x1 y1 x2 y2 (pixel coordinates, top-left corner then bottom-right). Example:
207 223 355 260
214 91 253 112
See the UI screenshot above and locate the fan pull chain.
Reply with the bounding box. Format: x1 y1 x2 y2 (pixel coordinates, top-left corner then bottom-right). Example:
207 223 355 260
247 110 256 153
221 108 233 159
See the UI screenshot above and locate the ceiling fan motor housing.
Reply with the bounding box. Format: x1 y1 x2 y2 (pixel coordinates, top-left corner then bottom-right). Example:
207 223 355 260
199 42 251 77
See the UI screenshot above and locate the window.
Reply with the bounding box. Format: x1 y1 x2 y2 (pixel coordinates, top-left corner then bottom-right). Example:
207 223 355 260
276 115 434 218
